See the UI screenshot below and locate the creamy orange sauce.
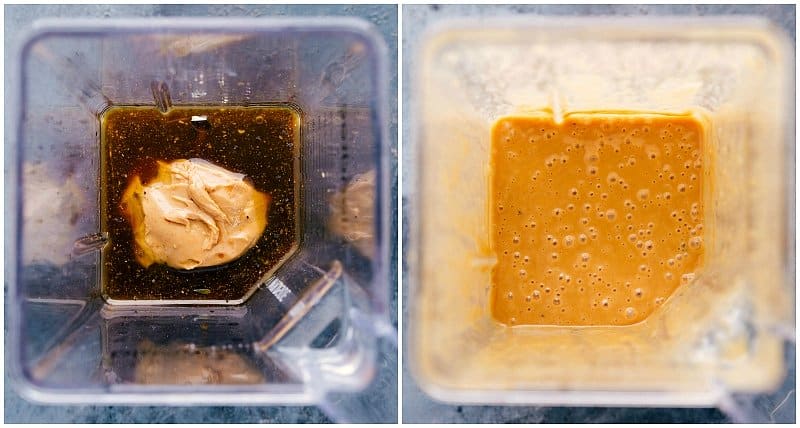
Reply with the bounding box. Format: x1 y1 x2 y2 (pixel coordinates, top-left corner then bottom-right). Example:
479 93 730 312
490 113 706 326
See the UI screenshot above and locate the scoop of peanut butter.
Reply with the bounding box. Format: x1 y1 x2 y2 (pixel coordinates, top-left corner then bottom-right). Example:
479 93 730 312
120 159 269 270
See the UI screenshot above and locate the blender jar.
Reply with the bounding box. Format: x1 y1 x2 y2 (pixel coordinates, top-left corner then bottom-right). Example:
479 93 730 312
409 17 793 406
9 17 392 416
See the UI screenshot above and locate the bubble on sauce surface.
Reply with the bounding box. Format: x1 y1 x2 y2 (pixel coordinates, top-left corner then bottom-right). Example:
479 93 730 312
688 236 703 250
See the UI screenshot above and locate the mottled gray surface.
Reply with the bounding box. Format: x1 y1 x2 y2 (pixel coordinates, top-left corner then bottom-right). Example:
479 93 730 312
4 4 398 423
402 4 795 424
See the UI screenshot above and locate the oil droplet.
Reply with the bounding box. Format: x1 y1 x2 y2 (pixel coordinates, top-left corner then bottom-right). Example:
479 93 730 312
625 307 637 319
564 235 575 247
637 188 650 201
634 288 643 297
606 209 617 221
581 252 590 262
533 290 541 299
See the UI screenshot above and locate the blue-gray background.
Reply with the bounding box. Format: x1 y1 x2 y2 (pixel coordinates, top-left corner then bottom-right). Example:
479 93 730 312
402 4 795 424
4 4 398 423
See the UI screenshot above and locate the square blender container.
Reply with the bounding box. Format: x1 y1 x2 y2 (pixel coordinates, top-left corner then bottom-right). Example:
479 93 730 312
9 18 391 407
409 17 794 406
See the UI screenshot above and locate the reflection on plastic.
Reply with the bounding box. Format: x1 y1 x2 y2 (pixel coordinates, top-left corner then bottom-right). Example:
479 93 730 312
329 169 376 260
134 340 264 385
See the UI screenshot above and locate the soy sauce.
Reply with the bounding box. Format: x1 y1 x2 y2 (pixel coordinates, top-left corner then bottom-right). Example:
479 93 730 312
100 105 300 303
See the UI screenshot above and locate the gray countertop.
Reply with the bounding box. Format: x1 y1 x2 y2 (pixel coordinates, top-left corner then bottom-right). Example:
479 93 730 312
401 3 795 424
4 4 398 423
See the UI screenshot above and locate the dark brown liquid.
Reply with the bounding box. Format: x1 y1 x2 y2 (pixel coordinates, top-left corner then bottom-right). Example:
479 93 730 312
101 105 300 303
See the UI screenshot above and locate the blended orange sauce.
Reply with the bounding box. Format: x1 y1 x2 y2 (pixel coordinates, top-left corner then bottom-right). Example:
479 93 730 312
490 112 706 326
